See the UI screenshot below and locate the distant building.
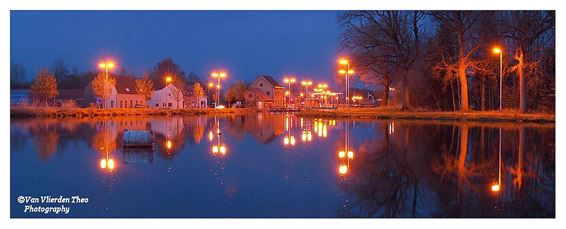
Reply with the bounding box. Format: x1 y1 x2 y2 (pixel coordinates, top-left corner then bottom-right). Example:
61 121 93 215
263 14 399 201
183 83 208 108
148 84 184 109
55 89 86 107
10 89 31 106
245 75 284 108
85 76 146 108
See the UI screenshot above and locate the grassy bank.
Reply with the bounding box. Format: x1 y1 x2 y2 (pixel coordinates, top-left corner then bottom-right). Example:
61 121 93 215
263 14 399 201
10 106 256 119
298 107 555 123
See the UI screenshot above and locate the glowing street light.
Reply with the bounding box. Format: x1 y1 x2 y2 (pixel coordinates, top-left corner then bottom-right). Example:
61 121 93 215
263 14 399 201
493 46 504 111
338 58 355 108
98 60 116 109
301 81 313 102
210 71 227 108
283 77 296 107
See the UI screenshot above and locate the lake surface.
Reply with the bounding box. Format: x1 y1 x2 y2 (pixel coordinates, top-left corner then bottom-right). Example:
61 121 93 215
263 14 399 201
10 114 555 218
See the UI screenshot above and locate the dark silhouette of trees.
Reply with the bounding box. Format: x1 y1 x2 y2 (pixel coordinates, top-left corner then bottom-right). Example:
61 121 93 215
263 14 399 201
340 11 423 110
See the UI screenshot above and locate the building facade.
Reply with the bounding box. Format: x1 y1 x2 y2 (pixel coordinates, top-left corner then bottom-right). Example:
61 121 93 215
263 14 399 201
148 84 184 109
245 75 284 108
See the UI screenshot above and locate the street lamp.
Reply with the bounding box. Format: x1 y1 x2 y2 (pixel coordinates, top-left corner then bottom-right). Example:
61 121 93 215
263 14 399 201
211 71 227 108
98 61 116 109
492 47 503 111
283 77 296 108
165 75 173 108
338 58 355 108
301 81 312 102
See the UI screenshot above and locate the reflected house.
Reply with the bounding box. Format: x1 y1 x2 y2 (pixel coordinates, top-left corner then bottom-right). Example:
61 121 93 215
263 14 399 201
245 75 284 109
253 114 284 144
183 116 207 143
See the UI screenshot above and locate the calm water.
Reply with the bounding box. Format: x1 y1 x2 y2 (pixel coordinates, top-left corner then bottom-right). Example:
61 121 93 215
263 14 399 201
10 114 555 218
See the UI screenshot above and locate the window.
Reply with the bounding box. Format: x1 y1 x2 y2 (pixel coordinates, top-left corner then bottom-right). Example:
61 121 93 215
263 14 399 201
130 100 133 108
260 83 263 87
267 91 270 96
168 103 172 108
120 101 123 108
111 101 114 108
156 103 159 107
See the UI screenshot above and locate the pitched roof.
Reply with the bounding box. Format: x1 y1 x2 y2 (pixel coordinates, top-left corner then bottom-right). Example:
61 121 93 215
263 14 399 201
246 88 273 101
258 75 280 87
56 89 84 100
115 76 138 94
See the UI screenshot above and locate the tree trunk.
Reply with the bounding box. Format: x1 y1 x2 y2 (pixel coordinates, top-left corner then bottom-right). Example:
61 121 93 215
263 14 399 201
382 80 390 107
458 60 469 111
480 76 486 111
517 49 527 112
401 69 410 111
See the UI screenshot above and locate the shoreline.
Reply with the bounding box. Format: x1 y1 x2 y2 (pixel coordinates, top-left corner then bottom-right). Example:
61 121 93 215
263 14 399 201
10 106 256 119
10 106 555 123
297 108 555 123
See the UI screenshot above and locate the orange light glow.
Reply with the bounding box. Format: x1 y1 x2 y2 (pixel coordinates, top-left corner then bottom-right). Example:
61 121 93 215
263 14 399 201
339 164 348 175
166 140 172 150
99 63 106 69
209 131 214 141
338 69 346 75
219 72 227 78
165 76 173 83
212 146 219 154
208 82 214 88
107 159 115 170
347 151 354 159
491 183 500 192
220 146 226 154
339 151 346 158
339 59 349 65
211 72 219 78
492 47 502 54
100 159 107 169
107 62 115 68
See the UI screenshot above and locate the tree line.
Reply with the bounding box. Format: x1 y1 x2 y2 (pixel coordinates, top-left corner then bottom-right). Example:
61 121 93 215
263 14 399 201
11 57 250 107
340 10 554 113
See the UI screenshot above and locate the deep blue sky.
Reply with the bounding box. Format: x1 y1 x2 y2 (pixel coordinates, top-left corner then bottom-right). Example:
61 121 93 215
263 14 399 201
11 11 344 86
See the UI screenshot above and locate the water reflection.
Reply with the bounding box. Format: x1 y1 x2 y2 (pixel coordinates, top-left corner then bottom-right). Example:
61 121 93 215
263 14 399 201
10 115 554 217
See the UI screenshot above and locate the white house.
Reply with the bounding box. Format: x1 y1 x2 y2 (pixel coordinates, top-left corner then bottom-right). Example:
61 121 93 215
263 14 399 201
148 84 184 109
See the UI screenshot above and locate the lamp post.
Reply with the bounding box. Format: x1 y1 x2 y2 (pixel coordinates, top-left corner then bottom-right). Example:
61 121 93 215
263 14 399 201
339 58 354 108
165 76 173 108
98 61 115 109
283 77 296 108
492 47 503 111
211 71 227 108
301 81 312 102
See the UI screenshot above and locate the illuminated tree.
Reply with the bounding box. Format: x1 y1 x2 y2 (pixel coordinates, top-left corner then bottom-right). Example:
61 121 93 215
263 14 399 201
30 68 59 107
192 81 206 97
91 72 116 108
136 71 154 107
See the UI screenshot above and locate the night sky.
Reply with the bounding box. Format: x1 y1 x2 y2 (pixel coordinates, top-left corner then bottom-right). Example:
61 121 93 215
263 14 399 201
11 10 343 86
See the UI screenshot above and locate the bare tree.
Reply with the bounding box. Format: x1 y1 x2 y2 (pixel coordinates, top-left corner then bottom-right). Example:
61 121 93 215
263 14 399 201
341 11 423 110
431 11 485 111
501 11 554 112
